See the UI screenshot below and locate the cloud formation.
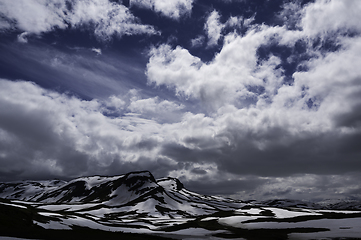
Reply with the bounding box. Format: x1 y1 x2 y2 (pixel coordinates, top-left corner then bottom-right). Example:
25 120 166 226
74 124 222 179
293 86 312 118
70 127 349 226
130 0 194 19
147 26 290 109
205 10 223 47
144 0 361 199
301 0 361 36
0 79 175 180
0 0 361 202
0 0 158 39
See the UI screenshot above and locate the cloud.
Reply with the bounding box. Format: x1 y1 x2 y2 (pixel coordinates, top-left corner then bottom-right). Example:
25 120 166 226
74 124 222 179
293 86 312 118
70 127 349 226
0 41 148 99
130 0 194 19
184 176 268 196
205 10 223 47
0 0 158 40
69 0 158 40
147 25 292 110
1 0 361 201
91 48 102 55
301 0 361 37
276 1 303 30
144 0 361 200
0 79 190 181
128 96 184 123
246 173 361 201
17 32 28 43
190 35 205 48
0 79 171 180
0 0 67 33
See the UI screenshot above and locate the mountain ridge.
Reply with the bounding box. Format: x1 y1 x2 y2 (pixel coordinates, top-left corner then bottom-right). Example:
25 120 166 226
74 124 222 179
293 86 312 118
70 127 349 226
1 171 361 240
0 170 242 217
1 171 361 211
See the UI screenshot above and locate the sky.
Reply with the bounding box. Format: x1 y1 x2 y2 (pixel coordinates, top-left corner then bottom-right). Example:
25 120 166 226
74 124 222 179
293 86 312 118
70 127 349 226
0 0 361 202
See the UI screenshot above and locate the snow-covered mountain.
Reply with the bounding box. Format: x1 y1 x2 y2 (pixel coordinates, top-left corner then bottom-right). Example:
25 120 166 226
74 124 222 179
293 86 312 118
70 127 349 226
0 171 243 217
1 171 361 240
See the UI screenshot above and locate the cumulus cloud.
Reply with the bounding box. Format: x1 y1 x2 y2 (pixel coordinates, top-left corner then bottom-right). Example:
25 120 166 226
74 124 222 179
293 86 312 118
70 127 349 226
0 0 67 33
0 79 173 180
69 0 158 40
204 10 223 47
130 0 194 19
301 0 361 36
147 25 292 110
0 0 158 40
0 78 194 181
276 1 303 30
128 96 184 123
144 0 361 200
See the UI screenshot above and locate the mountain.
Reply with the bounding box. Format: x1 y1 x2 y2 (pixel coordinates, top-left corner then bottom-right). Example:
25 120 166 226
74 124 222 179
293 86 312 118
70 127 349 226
0 171 242 217
1 171 361 240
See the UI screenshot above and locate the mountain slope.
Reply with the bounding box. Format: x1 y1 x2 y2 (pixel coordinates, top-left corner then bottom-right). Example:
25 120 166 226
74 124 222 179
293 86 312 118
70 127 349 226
0 171 243 218
1 171 361 240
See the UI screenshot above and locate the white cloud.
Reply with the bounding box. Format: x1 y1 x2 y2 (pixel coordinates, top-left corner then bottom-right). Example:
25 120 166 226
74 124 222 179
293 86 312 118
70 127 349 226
147 44 204 99
128 97 184 123
301 0 361 36
292 36 361 127
130 0 194 19
17 32 28 43
277 1 303 30
190 35 205 48
69 0 158 40
106 95 126 109
147 25 292 110
0 0 158 40
0 0 67 33
91 48 102 55
225 16 243 28
145 4 361 184
205 10 224 47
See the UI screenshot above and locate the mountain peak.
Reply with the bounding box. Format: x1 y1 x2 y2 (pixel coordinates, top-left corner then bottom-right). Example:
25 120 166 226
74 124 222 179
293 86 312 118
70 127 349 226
157 177 184 191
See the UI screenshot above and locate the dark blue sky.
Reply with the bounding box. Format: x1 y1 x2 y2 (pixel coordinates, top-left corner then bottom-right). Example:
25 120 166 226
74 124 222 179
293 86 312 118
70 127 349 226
0 0 361 201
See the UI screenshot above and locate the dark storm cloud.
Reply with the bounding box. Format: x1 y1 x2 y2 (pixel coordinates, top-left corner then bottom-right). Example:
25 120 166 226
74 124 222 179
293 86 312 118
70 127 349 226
190 168 208 175
160 130 361 177
255 173 361 201
0 79 186 182
161 142 221 163
182 177 268 196
334 86 361 129
0 86 92 180
217 133 361 177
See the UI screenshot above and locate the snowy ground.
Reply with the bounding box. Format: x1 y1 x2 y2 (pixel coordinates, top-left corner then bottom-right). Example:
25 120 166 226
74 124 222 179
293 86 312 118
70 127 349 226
1 173 361 239
0 238 36 240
